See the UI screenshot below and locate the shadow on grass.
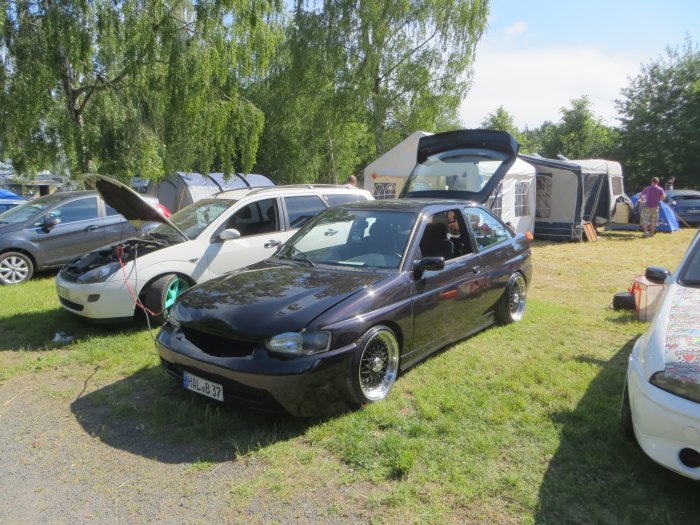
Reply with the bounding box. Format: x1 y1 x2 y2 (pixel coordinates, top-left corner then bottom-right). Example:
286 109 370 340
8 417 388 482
70 365 316 464
0 308 147 351
535 337 698 524
599 231 641 241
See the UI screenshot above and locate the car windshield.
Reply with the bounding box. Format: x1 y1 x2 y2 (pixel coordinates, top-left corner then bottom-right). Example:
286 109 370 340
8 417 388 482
678 237 700 286
403 148 509 194
275 208 417 270
149 198 234 240
0 193 67 224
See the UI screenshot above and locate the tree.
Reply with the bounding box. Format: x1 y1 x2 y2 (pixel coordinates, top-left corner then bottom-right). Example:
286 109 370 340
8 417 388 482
252 0 489 184
616 38 700 191
535 96 617 160
0 0 282 181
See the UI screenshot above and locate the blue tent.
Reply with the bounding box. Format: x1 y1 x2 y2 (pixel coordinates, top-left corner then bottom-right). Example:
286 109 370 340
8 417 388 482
0 189 24 201
607 194 679 232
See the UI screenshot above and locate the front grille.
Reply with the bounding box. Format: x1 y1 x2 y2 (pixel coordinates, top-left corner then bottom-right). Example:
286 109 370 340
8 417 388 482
59 296 84 311
181 326 257 357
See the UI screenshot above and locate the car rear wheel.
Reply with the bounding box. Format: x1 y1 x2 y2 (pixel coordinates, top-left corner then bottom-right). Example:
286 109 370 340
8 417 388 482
143 274 189 324
348 325 400 406
496 273 527 324
0 251 34 285
621 378 637 443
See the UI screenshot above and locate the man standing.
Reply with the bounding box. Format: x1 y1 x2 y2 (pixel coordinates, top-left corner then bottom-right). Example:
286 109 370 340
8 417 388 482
639 177 666 238
344 175 357 187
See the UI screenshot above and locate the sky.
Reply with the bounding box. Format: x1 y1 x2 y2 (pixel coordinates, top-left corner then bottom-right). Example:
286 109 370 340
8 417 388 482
459 0 700 129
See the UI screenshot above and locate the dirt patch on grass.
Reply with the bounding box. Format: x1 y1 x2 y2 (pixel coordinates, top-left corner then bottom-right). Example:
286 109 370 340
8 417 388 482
0 369 376 524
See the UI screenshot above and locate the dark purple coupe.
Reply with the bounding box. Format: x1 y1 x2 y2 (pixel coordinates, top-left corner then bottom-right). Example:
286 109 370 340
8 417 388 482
156 130 533 416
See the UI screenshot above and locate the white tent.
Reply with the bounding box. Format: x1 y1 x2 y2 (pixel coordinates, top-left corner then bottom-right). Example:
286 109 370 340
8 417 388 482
568 159 625 222
363 131 537 234
363 131 431 199
150 172 274 212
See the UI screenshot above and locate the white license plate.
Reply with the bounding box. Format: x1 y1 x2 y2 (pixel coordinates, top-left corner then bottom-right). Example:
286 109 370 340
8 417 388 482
57 284 70 300
183 371 224 402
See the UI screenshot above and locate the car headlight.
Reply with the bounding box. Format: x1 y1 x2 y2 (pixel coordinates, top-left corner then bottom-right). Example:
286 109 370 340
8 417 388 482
77 262 121 284
266 331 331 355
650 371 700 403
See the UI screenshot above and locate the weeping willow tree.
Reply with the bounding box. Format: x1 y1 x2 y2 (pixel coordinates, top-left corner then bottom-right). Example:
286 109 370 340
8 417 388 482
253 0 489 184
0 0 282 180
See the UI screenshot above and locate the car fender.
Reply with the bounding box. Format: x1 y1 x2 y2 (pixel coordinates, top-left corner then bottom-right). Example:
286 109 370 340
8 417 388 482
0 233 41 267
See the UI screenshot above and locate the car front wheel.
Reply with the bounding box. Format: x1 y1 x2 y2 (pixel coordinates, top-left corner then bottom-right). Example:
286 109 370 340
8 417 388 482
347 325 400 406
496 272 527 324
621 378 636 443
143 274 189 324
0 251 34 285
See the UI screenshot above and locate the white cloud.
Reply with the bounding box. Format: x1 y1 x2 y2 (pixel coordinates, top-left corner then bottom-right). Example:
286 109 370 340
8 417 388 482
504 21 527 38
460 44 642 129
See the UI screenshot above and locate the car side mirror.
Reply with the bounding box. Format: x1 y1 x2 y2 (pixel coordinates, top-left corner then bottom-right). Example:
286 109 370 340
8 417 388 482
413 256 445 277
43 216 61 231
219 228 241 241
645 266 671 284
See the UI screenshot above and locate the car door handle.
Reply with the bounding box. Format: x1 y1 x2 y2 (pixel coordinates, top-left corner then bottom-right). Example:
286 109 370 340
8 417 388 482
471 265 480 274
85 225 99 231
264 240 282 248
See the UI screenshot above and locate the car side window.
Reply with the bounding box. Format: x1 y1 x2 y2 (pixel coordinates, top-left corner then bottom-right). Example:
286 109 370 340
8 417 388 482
48 197 99 224
465 207 513 250
225 198 278 237
105 203 121 216
284 195 326 229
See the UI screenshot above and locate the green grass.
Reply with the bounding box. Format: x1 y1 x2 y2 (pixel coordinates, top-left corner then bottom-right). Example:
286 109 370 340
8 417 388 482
1 229 698 523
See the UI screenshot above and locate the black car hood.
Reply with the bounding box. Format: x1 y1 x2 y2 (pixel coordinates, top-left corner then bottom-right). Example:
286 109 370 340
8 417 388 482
170 262 390 339
399 129 519 203
84 174 187 239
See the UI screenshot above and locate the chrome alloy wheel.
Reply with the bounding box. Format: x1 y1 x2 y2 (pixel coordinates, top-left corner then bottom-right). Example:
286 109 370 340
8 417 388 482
358 328 400 401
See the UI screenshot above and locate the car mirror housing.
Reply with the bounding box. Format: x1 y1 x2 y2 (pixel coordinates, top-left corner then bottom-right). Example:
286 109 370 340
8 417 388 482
645 266 671 284
43 216 61 230
413 256 445 276
219 228 241 241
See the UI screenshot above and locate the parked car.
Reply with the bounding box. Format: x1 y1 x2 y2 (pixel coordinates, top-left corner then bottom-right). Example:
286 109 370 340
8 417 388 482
156 199 532 416
0 198 24 213
666 189 700 226
622 230 700 479
0 190 153 285
56 177 373 323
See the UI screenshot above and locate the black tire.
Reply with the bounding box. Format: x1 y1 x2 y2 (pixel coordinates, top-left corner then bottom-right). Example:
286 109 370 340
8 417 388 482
347 325 400 406
143 274 189 324
0 251 34 285
621 378 637 443
613 292 636 310
496 273 527 324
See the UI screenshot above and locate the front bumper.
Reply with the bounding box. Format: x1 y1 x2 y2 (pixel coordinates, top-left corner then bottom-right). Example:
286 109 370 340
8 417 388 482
55 273 139 322
156 322 358 417
627 353 700 480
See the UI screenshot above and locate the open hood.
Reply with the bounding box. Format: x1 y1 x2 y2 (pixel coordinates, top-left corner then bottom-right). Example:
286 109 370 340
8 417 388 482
399 129 519 204
84 174 187 239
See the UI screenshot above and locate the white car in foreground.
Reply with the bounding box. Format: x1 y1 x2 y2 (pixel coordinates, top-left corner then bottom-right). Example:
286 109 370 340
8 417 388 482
622 230 700 479
56 176 372 323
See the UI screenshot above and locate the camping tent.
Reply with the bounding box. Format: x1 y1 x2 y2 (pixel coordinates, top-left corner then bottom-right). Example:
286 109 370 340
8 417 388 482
567 159 626 224
150 172 275 212
520 154 586 241
604 193 679 233
363 131 431 199
363 131 537 233
520 155 627 241
0 189 24 200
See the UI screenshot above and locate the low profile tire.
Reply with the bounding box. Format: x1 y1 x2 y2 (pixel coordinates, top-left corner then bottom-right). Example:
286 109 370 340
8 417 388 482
143 274 189 324
613 292 636 310
621 378 637 443
0 251 34 285
496 273 527 324
347 325 400 406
